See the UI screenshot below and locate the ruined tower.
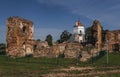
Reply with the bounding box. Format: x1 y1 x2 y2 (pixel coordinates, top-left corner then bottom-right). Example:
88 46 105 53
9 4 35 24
92 20 102 51
6 17 34 57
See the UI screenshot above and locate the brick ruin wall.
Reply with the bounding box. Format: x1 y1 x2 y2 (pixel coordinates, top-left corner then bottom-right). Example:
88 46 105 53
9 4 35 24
92 20 102 51
6 17 34 57
106 30 120 52
5 17 120 59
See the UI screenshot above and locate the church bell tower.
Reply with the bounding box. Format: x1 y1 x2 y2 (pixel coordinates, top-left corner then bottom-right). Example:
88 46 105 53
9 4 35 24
73 20 85 42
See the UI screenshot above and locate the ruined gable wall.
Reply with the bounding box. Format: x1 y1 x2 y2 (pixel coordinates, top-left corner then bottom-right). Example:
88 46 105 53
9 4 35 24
92 20 102 51
6 17 34 57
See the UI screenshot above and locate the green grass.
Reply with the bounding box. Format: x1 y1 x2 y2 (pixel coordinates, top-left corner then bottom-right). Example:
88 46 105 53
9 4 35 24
0 56 77 77
93 52 120 66
83 73 120 77
0 52 119 77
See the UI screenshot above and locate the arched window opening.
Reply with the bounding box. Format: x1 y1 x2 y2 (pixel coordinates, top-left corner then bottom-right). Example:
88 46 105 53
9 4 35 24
22 26 26 33
79 30 82 36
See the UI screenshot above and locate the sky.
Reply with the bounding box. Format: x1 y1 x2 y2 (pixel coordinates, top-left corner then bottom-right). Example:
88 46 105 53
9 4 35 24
0 0 120 43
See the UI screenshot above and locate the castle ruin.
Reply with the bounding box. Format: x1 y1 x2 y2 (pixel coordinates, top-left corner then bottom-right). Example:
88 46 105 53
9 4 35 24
6 17 34 57
5 17 120 60
106 30 120 52
92 20 102 51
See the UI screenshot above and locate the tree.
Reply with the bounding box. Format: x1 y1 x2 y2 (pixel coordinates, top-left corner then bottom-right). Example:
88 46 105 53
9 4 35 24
45 34 53 46
85 27 93 43
58 30 72 43
36 39 41 42
0 43 6 55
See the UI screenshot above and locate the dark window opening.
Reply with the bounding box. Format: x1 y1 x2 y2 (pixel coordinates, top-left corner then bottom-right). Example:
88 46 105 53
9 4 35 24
8 27 12 32
23 42 25 45
34 45 37 50
22 26 26 33
79 30 82 36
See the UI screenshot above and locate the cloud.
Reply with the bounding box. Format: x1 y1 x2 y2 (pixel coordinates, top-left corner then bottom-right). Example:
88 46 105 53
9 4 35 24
37 0 120 30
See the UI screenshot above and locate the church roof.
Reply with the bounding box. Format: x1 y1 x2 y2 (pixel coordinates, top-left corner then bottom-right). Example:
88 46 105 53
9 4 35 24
75 20 83 26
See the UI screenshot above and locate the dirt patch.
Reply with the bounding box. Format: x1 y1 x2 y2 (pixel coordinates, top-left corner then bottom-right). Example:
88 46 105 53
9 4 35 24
42 66 120 77
59 66 94 71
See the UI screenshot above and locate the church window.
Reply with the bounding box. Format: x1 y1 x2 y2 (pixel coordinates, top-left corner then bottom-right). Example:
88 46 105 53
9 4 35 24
79 30 82 36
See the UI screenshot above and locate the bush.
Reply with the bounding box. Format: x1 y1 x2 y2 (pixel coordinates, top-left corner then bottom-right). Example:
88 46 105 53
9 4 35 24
0 43 6 55
58 54 65 58
25 54 33 58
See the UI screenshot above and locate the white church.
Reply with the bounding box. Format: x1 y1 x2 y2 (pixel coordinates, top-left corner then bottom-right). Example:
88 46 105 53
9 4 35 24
73 20 85 43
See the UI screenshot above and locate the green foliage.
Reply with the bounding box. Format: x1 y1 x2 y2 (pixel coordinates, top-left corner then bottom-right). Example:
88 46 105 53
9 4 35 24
36 39 41 42
85 27 94 44
93 52 120 66
58 53 65 58
90 51 106 63
57 30 72 43
0 43 6 55
25 54 33 58
45 34 53 46
86 25 107 46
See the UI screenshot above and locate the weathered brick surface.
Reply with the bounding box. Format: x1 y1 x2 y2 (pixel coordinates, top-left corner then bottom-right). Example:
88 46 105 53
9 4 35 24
106 30 120 52
92 20 102 51
6 17 34 57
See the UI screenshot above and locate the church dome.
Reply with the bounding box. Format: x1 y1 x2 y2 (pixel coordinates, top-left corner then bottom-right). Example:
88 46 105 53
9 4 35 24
75 21 83 26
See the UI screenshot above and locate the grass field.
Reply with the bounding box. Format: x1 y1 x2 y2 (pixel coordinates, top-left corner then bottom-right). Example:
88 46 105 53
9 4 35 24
0 52 120 77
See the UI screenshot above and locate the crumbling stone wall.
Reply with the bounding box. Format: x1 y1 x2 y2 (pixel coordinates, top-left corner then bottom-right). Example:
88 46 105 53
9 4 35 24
106 30 120 52
6 17 34 57
34 41 94 62
92 20 102 51
34 41 50 57
64 42 82 58
34 41 66 58
34 41 84 58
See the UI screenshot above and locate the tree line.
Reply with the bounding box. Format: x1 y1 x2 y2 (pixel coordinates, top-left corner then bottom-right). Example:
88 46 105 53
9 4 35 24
40 24 109 46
